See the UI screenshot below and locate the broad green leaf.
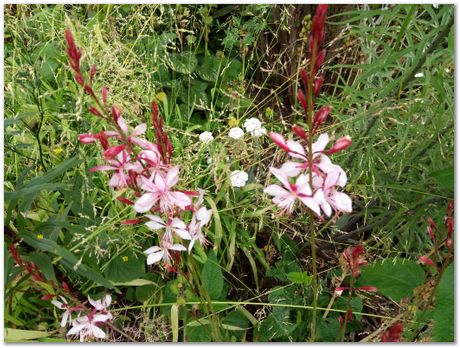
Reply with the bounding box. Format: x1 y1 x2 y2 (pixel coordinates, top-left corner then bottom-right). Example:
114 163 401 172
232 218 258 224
201 250 224 299
113 279 157 287
4 328 50 342
355 258 425 302
256 307 296 341
287 272 312 286
104 251 145 283
196 55 221 82
429 166 454 191
168 52 198 75
432 263 454 342
186 323 211 342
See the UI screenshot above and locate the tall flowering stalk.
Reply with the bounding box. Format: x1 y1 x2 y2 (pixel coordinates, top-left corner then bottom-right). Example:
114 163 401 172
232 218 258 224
264 5 352 341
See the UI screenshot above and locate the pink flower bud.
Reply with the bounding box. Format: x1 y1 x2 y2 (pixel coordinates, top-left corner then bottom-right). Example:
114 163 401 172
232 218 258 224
334 287 347 296
300 68 308 89
90 64 97 84
297 89 308 114
325 136 352 155
89 107 102 118
122 219 142 225
102 86 108 105
75 73 84 86
270 132 290 152
116 196 134 205
79 133 96 144
313 106 331 129
314 49 326 74
357 285 378 292
103 145 125 160
419 256 436 268
314 76 324 97
41 294 56 300
292 124 307 140
111 106 121 122
426 226 435 244
84 84 95 98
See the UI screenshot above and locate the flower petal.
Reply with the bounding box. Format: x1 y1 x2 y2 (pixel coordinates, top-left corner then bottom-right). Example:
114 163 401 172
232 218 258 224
134 193 158 213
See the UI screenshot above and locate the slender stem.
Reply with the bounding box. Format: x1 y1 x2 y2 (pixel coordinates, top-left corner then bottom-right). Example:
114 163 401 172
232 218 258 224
306 41 318 343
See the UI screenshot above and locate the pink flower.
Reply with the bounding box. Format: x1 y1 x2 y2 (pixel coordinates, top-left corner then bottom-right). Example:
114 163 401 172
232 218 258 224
51 296 72 327
67 313 110 342
88 294 112 319
314 169 352 216
134 166 192 213
144 242 186 265
144 214 191 241
264 166 322 215
90 151 142 188
106 115 149 148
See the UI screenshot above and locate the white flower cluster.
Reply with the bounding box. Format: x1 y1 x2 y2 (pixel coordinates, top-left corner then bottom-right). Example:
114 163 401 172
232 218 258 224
242 117 267 138
230 170 249 188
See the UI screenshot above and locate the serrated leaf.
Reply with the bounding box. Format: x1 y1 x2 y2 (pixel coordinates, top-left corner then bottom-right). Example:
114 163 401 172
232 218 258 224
287 272 312 285
104 251 145 283
201 250 224 299
355 258 425 302
257 307 296 341
432 263 454 342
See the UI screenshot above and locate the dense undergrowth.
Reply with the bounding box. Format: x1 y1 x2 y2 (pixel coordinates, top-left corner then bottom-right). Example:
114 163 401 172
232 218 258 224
4 4 454 342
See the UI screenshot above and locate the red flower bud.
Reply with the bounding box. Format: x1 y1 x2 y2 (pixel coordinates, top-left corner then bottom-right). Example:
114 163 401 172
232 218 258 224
116 196 134 205
270 132 290 152
357 285 378 292
75 73 84 86
292 124 307 140
111 106 121 123
122 219 142 225
297 89 308 114
426 226 435 244
102 86 108 105
314 76 324 97
300 68 308 89
103 144 125 160
95 131 109 150
314 49 326 74
41 294 56 301
313 106 331 129
84 84 95 98
381 322 404 342
89 107 102 118
325 136 352 155
62 281 71 293
419 256 436 268
90 64 97 84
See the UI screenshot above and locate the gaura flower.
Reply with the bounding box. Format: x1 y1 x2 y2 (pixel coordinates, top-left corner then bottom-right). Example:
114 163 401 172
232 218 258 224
88 294 112 319
144 242 187 265
134 166 192 213
144 214 191 242
67 313 110 342
52 295 72 328
188 206 212 252
264 166 322 215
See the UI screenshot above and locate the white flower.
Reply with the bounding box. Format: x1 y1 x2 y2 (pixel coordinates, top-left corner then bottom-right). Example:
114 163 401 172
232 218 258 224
433 4 439 8
414 72 424 78
144 242 186 265
228 127 244 139
252 126 267 138
67 314 110 342
52 296 72 328
243 118 267 137
199 131 214 143
243 118 262 132
230 170 249 188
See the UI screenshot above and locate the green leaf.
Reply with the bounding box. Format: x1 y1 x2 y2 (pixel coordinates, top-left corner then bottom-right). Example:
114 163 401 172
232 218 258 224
201 250 224 299
104 250 145 283
186 323 212 342
196 55 221 82
432 263 454 342
27 252 57 283
287 272 312 286
429 166 454 191
4 328 50 342
256 307 296 341
168 52 198 75
19 232 113 289
113 279 157 287
355 258 425 302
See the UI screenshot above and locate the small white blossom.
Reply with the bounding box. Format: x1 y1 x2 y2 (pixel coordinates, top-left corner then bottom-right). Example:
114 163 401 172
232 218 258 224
52 296 72 328
230 170 249 188
199 131 214 143
67 314 110 342
414 72 424 78
206 156 213 164
228 127 244 139
243 118 262 132
252 126 267 138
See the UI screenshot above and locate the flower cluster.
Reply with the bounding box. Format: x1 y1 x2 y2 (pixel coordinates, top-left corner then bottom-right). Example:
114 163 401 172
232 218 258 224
66 30 212 269
53 294 113 342
264 5 352 218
